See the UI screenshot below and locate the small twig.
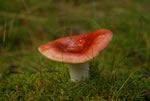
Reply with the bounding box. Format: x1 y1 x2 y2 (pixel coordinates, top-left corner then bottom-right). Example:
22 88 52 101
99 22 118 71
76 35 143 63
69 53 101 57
3 18 7 48
117 73 132 93
113 70 138 100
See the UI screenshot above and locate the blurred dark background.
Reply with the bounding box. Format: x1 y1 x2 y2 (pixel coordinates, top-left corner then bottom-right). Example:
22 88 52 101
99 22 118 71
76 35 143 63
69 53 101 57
0 0 150 79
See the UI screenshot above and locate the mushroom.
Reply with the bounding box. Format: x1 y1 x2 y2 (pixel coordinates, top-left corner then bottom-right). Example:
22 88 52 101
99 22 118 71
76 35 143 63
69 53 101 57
38 29 113 81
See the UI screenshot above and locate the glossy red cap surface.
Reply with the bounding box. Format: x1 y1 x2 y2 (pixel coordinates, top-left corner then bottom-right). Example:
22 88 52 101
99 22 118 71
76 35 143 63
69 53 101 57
38 29 113 64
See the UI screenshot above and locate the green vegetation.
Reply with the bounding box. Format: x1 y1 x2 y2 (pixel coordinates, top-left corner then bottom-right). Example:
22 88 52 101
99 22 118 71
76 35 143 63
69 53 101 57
0 0 150 100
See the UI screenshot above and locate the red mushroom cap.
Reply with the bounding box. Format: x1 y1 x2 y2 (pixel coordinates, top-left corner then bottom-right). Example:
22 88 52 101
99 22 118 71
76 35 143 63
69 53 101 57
38 29 113 64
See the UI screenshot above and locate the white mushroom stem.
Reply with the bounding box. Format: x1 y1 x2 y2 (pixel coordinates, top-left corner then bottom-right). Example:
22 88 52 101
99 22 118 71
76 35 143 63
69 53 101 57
68 63 89 81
